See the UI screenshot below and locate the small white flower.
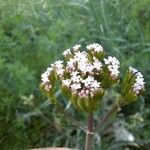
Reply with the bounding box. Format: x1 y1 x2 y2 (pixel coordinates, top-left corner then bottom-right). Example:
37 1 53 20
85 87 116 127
93 57 102 70
71 71 79 77
82 76 95 87
71 83 81 90
73 44 81 51
41 70 50 83
104 56 120 66
85 64 93 73
56 68 65 77
54 60 63 69
62 79 71 87
71 75 81 83
95 45 103 52
74 51 88 62
86 43 103 52
136 72 143 78
67 58 76 65
104 56 120 78
129 66 138 74
41 75 49 83
91 80 100 89
132 69 145 94
47 67 53 72
63 49 71 56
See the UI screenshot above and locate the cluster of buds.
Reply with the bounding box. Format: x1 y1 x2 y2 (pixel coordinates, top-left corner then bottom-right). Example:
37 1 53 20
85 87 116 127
120 67 145 104
40 43 145 112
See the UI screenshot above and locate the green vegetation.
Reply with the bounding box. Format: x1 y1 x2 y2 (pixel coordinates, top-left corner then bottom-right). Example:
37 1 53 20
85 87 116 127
0 0 149 149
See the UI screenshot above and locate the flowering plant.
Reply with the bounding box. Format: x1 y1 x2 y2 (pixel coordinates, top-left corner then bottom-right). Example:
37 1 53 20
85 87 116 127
40 43 145 150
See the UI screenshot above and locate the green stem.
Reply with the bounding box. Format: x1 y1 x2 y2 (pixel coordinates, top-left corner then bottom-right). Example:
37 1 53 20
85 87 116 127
94 104 119 133
84 112 94 150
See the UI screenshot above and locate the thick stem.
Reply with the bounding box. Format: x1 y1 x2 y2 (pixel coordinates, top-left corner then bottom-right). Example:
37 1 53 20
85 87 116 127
84 112 94 150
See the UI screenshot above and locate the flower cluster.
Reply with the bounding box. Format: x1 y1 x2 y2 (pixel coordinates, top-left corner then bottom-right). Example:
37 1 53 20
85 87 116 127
41 67 53 91
52 60 64 78
104 56 120 79
40 43 145 111
62 44 104 99
86 43 103 53
41 43 109 111
120 66 145 104
129 67 145 95
62 74 101 98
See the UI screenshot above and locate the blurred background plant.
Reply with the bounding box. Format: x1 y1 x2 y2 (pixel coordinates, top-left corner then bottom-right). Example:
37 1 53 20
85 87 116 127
0 0 149 149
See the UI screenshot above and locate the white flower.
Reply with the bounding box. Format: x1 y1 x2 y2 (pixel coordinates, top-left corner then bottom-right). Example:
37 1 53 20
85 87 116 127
66 58 76 72
135 77 144 86
136 72 143 78
108 65 119 77
56 68 65 77
41 73 49 83
85 64 93 73
129 66 138 74
93 57 102 70
132 69 145 94
104 56 120 78
73 44 81 51
91 80 100 89
71 83 81 91
70 71 81 83
78 62 93 74
63 49 71 56
82 76 95 87
111 69 119 77
86 43 103 52
54 60 63 69
71 71 79 77
47 67 53 72
53 60 64 77
71 75 81 83
104 56 120 66
62 79 71 87
74 51 88 62
41 69 52 83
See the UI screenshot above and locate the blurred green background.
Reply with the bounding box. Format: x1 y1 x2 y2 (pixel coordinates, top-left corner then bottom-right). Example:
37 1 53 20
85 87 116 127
0 0 150 149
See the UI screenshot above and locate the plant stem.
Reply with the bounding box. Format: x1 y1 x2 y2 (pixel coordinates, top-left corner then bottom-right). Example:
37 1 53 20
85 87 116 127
94 104 119 133
84 112 94 150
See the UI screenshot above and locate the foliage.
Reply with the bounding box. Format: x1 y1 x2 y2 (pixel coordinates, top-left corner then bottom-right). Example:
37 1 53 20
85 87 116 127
0 0 149 149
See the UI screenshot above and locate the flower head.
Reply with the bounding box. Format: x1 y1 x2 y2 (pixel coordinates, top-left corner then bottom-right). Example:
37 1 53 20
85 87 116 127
132 69 145 95
40 43 145 111
104 56 120 78
86 43 103 52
